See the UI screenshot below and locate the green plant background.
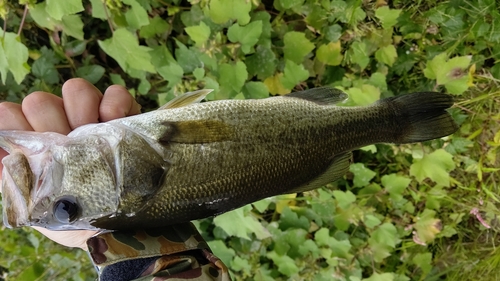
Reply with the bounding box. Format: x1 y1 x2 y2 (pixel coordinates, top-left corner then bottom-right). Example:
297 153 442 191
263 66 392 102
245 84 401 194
0 0 499 280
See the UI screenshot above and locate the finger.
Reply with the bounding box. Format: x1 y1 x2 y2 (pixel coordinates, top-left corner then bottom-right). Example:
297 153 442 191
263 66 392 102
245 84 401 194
0 102 34 130
0 102 34 175
22 92 72 135
99 85 141 122
62 78 103 130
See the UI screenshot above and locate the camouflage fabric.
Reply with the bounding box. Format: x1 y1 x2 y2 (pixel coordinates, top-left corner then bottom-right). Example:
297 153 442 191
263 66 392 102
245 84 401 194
87 222 231 281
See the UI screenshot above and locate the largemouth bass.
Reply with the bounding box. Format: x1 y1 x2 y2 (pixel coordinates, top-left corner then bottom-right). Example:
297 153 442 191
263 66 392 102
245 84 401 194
0 88 458 230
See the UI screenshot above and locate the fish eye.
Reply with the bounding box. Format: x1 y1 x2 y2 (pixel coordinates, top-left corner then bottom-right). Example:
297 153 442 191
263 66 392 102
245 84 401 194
53 196 80 223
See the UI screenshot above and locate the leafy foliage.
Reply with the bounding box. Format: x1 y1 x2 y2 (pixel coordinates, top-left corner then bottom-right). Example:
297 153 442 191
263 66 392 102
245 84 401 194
1 0 500 280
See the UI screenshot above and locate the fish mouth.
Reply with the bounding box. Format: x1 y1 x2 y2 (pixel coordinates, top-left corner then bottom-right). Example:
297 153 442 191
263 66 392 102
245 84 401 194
1 152 33 228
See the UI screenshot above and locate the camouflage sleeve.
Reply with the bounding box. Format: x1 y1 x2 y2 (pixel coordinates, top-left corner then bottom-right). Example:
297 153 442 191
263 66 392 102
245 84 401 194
86 222 231 281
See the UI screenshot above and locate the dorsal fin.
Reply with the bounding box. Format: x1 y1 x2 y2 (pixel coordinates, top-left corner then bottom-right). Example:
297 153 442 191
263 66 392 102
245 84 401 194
159 89 213 110
286 87 348 105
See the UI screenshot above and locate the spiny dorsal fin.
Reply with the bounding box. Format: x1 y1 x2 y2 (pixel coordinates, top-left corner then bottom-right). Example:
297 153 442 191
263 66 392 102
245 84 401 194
286 87 348 105
287 152 352 194
160 120 234 144
159 89 213 110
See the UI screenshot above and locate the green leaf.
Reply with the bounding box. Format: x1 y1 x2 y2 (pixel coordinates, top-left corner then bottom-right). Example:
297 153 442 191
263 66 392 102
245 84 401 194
264 73 289 95
364 214 382 228
305 5 327 30
231 256 252 273
89 0 106 19
340 2 366 25
332 190 356 209
279 0 304 9
280 60 309 89
0 32 30 84
252 198 272 213
219 61 248 93
314 228 352 260
64 40 87 57
444 76 469 95
76 65 105 84
110 73 126 87
123 0 149 29
207 240 235 266
209 0 251 25
381 174 411 201
410 149 455 187
252 11 272 46
283 31 315 64
423 53 471 95
282 228 308 258
61 15 84 40
349 163 376 187
369 72 388 91
242 81 269 99
414 209 441 244
316 41 343 66
185 22 211 47
180 5 204 27
298 239 320 258
423 53 446 80
157 63 183 87
138 79 151 95
363 272 394 281
346 84 380 106
29 3 57 29
246 45 276 79
375 45 397 66
227 21 263 54
324 24 342 42
370 222 400 248
445 137 473 155
412 252 433 276
349 41 370 69
279 207 310 230
139 16 169 38
193 67 205 81
46 0 84 20
213 205 270 240
98 28 155 73
375 6 401 29
174 41 203 73
266 251 300 277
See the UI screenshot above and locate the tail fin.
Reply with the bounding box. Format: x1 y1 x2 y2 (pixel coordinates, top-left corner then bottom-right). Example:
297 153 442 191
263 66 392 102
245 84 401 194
386 92 459 143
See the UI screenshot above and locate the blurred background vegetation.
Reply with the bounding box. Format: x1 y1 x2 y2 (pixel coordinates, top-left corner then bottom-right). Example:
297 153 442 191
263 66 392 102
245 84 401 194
0 0 499 280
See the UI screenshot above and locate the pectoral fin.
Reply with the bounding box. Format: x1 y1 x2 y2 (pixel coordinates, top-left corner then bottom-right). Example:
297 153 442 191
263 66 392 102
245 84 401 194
159 89 214 110
288 152 352 194
286 87 348 105
160 120 234 144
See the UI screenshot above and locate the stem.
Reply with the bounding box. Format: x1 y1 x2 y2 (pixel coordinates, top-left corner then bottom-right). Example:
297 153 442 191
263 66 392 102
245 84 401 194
17 5 29 37
103 1 114 33
2 11 6 41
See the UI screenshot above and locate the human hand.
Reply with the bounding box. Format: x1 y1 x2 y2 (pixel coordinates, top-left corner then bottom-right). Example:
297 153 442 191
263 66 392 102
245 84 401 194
0 78 141 250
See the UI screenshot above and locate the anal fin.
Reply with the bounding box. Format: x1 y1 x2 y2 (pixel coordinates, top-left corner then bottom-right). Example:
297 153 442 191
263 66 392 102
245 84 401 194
288 152 352 194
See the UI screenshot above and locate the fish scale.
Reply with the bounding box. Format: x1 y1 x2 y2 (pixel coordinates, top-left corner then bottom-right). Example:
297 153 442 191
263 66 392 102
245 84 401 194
0 88 458 230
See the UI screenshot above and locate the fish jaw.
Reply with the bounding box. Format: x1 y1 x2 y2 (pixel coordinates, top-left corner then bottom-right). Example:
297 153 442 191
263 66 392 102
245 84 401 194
1 151 33 228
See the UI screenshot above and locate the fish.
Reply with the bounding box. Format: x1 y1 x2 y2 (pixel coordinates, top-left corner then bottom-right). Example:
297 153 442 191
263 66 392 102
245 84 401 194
0 87 458 230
